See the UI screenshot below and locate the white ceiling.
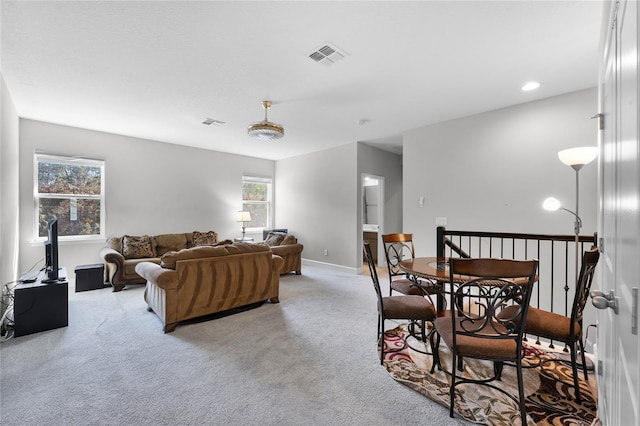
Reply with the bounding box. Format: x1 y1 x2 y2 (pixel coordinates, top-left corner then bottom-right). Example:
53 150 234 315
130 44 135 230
1 1 604 161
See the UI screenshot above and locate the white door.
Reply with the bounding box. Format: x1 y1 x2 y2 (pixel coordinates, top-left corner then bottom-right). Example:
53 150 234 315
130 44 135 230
596 1 640 424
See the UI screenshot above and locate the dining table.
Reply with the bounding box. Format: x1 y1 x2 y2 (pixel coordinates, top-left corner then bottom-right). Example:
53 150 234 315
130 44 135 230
399 256 537 312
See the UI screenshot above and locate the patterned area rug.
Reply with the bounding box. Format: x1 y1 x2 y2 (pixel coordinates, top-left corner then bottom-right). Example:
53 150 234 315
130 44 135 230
382 325 598 426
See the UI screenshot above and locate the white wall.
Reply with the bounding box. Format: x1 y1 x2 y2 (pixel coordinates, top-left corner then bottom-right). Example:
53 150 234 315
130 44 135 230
276 143 358 271
18 120 274 275
403 88 598 256
1 73 20 286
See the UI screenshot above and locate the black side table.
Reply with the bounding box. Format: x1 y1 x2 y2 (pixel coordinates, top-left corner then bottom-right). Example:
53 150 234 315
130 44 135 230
75 263 106 292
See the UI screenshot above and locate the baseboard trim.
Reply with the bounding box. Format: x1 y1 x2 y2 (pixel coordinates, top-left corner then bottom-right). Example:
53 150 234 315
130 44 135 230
302 258 359 274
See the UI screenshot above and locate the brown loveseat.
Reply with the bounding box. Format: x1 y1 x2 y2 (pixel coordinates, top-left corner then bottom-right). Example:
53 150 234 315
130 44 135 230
135 242 283 333
100 231 227 292
263 232 304 275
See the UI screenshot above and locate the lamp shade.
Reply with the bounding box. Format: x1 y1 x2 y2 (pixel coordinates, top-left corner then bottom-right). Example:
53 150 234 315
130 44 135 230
542 197 562 211
236 211 251 222
557 147 598 167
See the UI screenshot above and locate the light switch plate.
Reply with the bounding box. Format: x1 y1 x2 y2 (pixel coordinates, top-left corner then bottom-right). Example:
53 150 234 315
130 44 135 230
435 217 447 226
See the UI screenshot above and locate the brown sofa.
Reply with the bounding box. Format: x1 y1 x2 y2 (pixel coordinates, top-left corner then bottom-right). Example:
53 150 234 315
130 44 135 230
263 232 304 275
135 242 283 333
100 231 228 292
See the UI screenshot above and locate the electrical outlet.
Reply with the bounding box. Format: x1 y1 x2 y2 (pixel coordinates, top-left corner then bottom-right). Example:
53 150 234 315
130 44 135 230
323 249 328 256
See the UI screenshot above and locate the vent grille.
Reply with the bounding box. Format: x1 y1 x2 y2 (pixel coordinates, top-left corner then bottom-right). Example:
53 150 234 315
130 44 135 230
308 42 346 66
202 118 225 126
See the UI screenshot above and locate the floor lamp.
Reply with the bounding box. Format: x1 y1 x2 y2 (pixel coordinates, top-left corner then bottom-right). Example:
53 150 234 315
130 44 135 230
543 146 598 292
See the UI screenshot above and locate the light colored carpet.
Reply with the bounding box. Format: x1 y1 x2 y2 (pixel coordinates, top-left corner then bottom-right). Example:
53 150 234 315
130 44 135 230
382 325 598 426
0 264 469 425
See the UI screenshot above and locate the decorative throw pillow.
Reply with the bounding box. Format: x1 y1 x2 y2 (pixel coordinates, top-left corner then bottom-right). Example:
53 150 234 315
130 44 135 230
122 235 156 259
192 231 218 247
264 232 286 247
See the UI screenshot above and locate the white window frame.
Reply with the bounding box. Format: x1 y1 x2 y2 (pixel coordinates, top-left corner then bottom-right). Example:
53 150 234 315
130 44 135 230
34 153 106 241
242 175 273 231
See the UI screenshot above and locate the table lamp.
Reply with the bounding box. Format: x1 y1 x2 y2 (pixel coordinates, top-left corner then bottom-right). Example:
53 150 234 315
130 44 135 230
236 211 252 241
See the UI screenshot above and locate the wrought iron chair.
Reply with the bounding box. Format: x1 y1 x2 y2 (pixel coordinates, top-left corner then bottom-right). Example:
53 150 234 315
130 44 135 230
363 241 438 365
382 233 437 296
433 257 538 424
518 246 599 403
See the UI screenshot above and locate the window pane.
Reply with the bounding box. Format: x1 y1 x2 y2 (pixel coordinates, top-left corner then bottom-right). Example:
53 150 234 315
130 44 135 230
242 182 267 202
38 198 101 237
243 203 267 228
38 161 102 195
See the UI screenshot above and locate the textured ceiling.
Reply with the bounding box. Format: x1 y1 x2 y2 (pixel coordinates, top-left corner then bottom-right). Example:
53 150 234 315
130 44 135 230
1 1 604 160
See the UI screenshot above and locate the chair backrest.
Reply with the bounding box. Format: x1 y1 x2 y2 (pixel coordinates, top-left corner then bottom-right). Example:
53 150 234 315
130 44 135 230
449 258 539 350
382 233 415 280
572 246 600 325
363 241 384 304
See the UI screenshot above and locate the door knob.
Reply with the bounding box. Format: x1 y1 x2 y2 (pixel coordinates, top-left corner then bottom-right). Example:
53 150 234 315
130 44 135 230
590 289 619 314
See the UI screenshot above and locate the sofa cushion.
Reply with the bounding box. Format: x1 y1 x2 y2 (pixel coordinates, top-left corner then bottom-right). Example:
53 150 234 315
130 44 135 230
281 234 297 245
125 257 161 276
192 230 218 247
226 242 271 254
161 246 230 269
155 233 188 256
107 236 123 253
264 232 287 247
122 235 156 259
160 242 271 269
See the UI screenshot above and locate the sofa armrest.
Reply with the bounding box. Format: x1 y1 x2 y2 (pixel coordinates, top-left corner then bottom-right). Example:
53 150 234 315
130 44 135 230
135 262 179 290
100 247 124 263
270 243 303 257
100 247 126 288
272 254 284 274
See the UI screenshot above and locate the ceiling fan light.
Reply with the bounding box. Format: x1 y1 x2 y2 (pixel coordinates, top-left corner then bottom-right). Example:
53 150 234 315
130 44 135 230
247 121 284 140
248 101 284 140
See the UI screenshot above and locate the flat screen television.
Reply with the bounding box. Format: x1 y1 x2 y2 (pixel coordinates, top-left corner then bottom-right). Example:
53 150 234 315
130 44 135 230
44 217 59 282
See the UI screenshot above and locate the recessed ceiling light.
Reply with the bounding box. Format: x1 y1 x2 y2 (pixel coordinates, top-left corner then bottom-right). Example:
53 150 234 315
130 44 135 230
522 81 541 91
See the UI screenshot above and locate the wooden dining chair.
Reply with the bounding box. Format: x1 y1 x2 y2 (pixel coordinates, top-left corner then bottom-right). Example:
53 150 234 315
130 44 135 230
434 257 538 424
382 233 436 296
513 246 599 404
363 241 438 365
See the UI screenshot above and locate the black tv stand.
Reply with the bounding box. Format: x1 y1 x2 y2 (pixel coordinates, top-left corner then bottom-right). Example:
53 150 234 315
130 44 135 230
14 267 68 337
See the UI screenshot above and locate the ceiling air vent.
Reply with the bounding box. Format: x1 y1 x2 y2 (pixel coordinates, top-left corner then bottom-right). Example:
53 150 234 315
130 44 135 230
202 118 225 126
308 42 346 66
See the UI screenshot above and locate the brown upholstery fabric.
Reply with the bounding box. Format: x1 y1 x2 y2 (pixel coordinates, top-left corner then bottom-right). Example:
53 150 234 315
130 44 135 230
382 295 436 320
434 317 517 359
155 233 188 255
267 234 303 275
161 246 229 269
501 305 580 342
136 243 282 332
281 234 297 245
264 232 286 246
122 235 156 259
101 231 219 291
390 278 425 296
192 230 218 246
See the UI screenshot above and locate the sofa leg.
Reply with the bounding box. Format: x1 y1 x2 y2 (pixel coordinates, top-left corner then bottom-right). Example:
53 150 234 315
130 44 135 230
269 297 280 304
295 270 301 275
163 323 177 333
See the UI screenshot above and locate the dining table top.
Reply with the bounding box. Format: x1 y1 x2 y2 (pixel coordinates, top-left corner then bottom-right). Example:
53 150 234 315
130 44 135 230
398 256 537 285
398 257 461 282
